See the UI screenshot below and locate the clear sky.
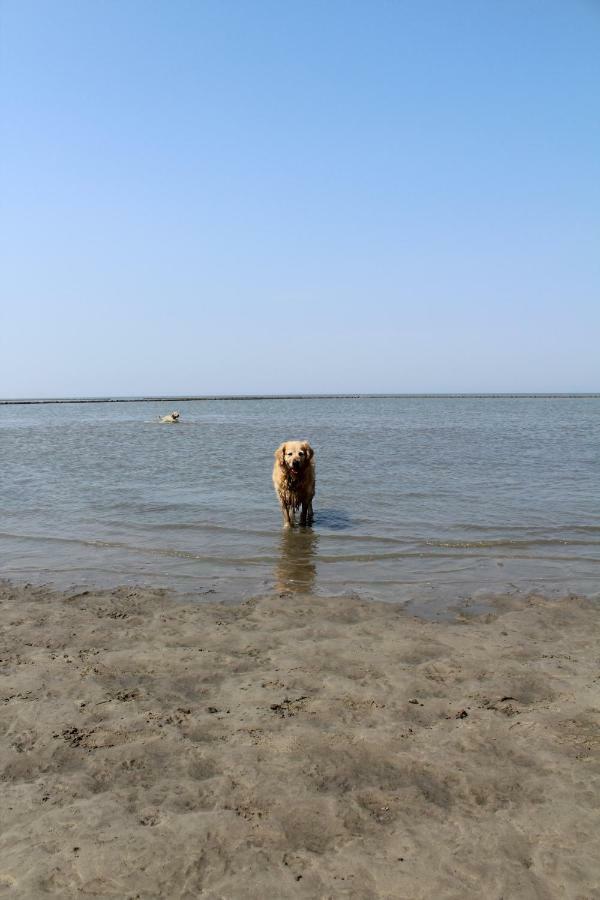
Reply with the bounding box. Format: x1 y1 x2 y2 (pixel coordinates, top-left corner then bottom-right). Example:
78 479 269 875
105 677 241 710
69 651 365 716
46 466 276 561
1 1 599 397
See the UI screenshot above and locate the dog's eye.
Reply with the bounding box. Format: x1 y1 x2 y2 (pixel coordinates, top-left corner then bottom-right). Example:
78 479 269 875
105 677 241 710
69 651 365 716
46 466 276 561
298 451 304 456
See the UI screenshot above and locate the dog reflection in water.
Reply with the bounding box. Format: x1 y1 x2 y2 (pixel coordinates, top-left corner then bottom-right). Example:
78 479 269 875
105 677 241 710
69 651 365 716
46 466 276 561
275 527 318 594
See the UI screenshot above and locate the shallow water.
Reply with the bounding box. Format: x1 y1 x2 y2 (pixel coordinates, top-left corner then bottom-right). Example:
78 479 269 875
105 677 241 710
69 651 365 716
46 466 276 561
2 396 600 611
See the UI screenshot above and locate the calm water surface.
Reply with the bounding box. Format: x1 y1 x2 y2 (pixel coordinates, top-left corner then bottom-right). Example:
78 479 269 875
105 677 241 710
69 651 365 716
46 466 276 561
2 397 600 612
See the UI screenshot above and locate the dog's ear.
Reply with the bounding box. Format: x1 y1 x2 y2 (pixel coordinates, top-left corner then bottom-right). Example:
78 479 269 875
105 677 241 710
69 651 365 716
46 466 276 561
275 443 286 464
302 442 314 461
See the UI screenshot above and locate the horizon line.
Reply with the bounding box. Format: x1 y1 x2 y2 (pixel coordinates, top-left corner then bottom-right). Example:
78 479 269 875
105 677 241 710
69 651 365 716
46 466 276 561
2 393 600 406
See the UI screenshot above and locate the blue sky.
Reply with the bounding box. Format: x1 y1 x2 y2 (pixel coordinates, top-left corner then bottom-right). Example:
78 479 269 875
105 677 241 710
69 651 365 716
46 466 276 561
1 0 599 397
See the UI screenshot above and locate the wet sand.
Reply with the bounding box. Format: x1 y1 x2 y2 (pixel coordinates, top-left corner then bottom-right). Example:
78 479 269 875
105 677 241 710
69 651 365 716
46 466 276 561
1 581 599 899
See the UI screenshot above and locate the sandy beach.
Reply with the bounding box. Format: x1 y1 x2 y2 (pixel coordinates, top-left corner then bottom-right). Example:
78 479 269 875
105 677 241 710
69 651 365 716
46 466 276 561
1 581 599 899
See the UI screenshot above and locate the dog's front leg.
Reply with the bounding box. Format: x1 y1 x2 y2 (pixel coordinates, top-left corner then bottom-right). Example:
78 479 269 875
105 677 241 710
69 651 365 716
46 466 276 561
282 504 293 528
300 500 314 526
300 501 309 526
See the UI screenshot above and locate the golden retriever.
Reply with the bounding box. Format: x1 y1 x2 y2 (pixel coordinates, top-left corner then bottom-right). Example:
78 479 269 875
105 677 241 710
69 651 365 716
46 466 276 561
272 440 315 527
158 410 180 424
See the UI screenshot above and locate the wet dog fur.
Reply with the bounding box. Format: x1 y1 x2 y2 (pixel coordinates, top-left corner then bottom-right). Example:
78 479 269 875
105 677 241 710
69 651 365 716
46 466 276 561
272 440 315 527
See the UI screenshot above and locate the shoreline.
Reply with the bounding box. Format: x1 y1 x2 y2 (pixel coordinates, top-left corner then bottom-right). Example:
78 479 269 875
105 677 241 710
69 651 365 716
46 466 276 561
1 581 599 897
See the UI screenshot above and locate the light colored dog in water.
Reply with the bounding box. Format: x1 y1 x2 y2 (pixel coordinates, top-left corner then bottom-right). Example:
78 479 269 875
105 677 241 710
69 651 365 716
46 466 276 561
158 410 180 423
272 440 315 527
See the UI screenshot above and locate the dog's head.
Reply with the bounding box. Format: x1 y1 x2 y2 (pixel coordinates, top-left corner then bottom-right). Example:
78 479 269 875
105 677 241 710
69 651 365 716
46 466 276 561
171 411 180 420
275 440 314 474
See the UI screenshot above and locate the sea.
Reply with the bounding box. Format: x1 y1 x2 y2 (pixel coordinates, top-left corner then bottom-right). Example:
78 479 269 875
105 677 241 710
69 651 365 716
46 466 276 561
1 395 599 614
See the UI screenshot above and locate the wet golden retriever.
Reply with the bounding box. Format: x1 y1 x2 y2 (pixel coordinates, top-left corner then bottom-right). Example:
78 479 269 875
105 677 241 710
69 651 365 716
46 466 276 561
272 440 315 527
158 410 180 424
